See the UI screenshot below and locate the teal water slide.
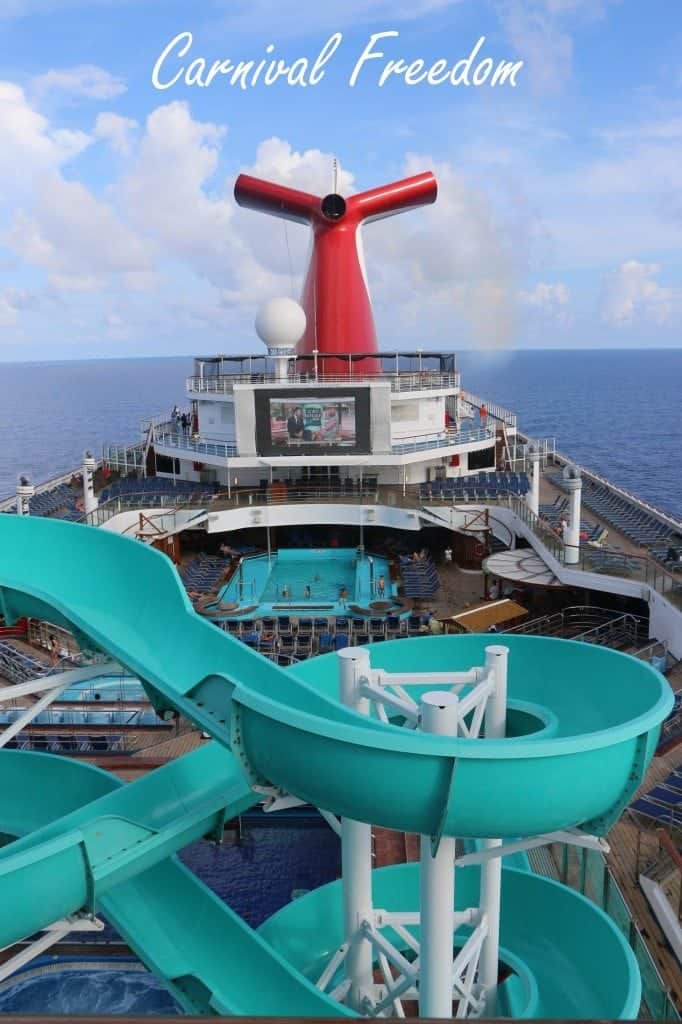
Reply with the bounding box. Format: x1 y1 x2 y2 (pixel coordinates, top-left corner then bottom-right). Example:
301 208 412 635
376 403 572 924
0 517 673 1017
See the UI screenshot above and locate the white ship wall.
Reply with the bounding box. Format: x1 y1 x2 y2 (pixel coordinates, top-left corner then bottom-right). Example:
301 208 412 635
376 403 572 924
197 399 236 441
648 589 682 660
390 396 445 440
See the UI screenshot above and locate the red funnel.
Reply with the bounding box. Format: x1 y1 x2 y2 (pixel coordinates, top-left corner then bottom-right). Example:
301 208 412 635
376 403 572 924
234 171 438 375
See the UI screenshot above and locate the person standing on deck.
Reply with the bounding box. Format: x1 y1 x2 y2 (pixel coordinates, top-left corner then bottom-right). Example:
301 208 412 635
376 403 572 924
48 634 59 667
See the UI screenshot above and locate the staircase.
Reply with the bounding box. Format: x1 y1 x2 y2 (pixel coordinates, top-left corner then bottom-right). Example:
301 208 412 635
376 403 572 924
400 556 440 598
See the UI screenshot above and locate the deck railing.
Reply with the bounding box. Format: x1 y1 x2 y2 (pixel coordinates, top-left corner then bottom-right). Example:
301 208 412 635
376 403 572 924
391 425 495 453
102 442 146 474
506 606 648 647
553 843 680 1020
548 446 682 534
459 389 517 428
186 371 459 394
155 432 238 458
152 425 496 460
79 482 682 609
0 460 103 512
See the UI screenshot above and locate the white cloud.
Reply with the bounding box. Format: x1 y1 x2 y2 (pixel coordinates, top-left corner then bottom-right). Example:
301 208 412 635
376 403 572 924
519 281 571 324
0 81 91 191
601 260 675 326
497 0 615 92
119 102 233 279
95 112 138 155
520 280 569 307
0 293 19 328
243 137 355 197
498 1 572 92
33 64 126 101
362 153 524 347
6 175 155 291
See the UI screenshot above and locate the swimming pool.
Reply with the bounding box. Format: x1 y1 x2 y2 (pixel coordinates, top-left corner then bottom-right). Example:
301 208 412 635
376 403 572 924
0 826 341 1014
60 674 148 703
0 960 181 1015
215 548 397 618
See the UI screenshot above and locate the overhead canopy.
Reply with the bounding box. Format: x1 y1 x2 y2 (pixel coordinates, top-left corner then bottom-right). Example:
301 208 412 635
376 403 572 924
439 598 528 634
483 549 562 589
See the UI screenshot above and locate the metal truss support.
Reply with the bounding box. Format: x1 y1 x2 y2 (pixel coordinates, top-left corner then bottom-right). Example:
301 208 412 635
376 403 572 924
314 645 514 1019
0 661 120 750
455 829 608 867
0 914 104 984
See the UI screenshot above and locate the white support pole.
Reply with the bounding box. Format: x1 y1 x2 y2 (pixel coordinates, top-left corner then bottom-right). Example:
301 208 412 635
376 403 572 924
0 916 104 984
419 690 460 1018
82 452 98 518
0 662 119 704
564 472 582 565
479 645 509 1016
526 445 540 517
338 647 374 1011
0 676 72 749
16 478 34 517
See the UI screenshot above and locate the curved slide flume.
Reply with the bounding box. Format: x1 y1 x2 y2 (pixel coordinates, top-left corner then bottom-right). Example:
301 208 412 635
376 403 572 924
0 746 350 1016
0 517 673 1017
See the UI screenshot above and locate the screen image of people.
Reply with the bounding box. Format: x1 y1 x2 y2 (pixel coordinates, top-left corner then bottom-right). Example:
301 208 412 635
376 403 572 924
269 397 356 447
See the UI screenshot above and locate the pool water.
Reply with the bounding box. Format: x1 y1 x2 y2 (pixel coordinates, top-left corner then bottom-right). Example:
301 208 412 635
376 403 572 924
261 550 356 604
0 963 181 1015
180 825 341 928
219 548 396 617
60 674 147 702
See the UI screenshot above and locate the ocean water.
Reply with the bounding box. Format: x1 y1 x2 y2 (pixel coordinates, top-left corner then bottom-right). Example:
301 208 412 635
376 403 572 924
0 350 679 516
457 349 681 518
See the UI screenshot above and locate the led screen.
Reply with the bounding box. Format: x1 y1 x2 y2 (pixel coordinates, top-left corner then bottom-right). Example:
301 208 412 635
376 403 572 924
255 388 370 456
269 397 356 448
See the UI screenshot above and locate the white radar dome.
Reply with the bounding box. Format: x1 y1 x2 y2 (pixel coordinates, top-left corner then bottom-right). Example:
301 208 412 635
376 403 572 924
255 297 306 349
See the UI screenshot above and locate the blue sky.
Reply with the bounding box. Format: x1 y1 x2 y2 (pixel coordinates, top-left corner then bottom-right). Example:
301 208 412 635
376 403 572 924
1 0 681 359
